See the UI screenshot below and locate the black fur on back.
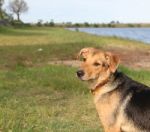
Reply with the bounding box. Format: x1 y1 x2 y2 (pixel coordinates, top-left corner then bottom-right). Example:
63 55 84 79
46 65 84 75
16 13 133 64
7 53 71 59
114 71 150 131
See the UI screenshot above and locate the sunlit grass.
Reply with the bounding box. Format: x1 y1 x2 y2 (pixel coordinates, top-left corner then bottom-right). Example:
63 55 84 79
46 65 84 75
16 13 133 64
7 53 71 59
0 27 149 70
0 26 149 131
0 27 149 51
0 65 101 131
0 65 149 131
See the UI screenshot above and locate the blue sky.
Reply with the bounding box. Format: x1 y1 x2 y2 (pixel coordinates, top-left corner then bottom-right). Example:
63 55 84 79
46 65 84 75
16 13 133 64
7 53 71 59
4 0 150 23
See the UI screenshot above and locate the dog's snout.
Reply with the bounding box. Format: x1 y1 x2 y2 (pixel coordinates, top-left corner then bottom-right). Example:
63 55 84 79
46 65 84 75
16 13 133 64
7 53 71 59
77 70 84 77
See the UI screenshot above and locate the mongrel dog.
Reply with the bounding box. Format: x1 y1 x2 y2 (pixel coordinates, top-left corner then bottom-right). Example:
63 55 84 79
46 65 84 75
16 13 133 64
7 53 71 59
76 47 150 132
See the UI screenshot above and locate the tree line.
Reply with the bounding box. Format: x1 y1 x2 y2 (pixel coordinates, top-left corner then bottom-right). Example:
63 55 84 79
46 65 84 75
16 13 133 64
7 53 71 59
34 20 150 28
0 0 28 24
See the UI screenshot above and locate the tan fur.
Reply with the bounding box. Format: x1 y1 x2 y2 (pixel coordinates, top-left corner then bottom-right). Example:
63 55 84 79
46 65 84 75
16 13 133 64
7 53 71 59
94 85 141 132
94 90 121 131
78 47 119 91
77 47 142 132
105 52 120 73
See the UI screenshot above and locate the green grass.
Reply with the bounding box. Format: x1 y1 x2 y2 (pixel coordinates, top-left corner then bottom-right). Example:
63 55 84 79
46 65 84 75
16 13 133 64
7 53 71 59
0 27 149 70
0 26 150 48
0 65 149 131
0 26 149 131
120 66 150 86
0 65 101 131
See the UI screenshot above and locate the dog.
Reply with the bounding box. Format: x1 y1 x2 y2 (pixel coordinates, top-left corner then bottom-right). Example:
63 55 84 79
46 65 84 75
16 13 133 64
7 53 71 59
76 47 150 132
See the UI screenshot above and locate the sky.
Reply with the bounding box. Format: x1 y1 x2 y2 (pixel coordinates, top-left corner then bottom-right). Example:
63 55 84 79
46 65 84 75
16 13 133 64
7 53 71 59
4 0 150 23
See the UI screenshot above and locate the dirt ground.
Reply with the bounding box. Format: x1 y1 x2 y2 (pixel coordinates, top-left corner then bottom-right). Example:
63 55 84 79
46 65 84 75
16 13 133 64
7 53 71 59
108 48 150 69
48 48 150 70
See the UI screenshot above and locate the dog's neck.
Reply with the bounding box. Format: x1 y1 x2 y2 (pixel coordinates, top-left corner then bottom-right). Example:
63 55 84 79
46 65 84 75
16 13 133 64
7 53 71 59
90 71 118 95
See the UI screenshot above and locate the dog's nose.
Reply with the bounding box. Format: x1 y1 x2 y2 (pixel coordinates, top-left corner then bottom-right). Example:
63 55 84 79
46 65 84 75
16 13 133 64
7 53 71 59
76 70 84 77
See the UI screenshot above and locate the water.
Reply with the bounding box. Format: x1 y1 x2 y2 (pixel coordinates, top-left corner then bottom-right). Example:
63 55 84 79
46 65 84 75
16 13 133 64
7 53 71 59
69 28 150 44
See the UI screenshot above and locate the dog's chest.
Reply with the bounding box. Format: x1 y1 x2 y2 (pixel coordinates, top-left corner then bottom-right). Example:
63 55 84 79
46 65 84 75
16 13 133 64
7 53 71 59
94 91 120 127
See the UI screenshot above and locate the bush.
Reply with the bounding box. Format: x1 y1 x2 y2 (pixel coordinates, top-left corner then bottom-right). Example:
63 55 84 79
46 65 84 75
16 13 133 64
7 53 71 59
49 20 55 27
84 22 90 27
36 20 43 27
11 20 24 27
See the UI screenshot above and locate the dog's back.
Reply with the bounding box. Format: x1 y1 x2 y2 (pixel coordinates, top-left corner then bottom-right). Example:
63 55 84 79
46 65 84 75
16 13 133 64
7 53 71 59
95 71 150 132
118 72 150 131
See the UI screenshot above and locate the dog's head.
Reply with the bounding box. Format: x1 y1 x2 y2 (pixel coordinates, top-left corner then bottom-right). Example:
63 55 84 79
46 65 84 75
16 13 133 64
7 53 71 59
77 47 120 84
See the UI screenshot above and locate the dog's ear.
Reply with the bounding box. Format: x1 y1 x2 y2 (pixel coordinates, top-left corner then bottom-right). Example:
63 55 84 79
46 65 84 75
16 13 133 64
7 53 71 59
105 52 120 73
77 47 94 59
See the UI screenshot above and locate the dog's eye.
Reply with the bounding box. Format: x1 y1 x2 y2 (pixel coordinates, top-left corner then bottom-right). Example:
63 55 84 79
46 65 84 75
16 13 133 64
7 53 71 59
80 58 86 62
83 58 86 62
93 62 101 66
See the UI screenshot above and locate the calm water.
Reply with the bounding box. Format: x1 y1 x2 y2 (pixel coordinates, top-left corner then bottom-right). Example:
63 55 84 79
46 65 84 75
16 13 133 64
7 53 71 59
69 28 150 44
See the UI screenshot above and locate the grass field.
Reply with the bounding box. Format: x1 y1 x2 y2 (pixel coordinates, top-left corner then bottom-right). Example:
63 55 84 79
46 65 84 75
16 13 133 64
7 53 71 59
0 26 150 131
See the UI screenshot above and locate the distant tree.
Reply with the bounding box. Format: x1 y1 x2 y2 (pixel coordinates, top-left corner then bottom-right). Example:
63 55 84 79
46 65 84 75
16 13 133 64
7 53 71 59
109 21 116 27
37 19 43 26
93 23 99 28
127 24 134 27
84 22 90 27
65 22 72 27
44 21 49 26
8 0 28 21
136 24 141 27
110 21 115 24
3 11 13 21
107 23 112 27
101 23 107 27
74 23 80 27
0 0 4 19
49 19 55 27
116 21 120 24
